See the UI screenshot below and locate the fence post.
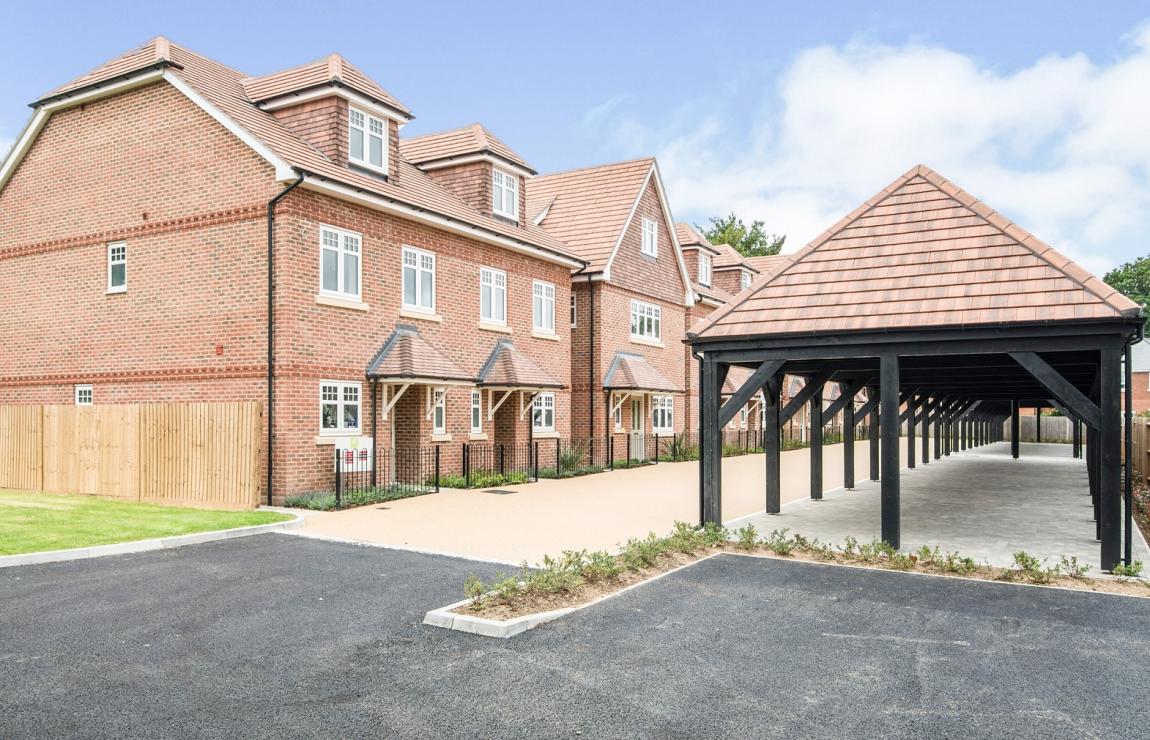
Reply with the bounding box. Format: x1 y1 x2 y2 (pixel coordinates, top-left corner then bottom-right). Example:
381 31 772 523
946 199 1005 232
556 438 563 477
589 438 595 470
609 435 614 470
654 433 659 464
434 445 440 492
533 441 539 481
498 443 505 475
462 443 470 487
334 448 342 509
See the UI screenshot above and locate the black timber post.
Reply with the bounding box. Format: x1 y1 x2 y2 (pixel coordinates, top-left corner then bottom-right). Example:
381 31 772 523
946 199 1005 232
1100 346 1121 570
868 385 880 481
844 395 856 490
880 354 900 549
1036 406 1043 443
906 392 917 469
764 373 782 514
1126 341 1134 565
700 355 724 526
1011 400 1020 459
810 383 824 500
921 395 930 464
1072 418 1082 458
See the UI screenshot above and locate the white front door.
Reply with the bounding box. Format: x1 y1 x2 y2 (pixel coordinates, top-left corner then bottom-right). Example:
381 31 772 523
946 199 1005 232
630 397 645 460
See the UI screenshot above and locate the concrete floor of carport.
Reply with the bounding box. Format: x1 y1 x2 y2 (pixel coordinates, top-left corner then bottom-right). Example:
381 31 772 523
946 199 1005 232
731 442 1150 570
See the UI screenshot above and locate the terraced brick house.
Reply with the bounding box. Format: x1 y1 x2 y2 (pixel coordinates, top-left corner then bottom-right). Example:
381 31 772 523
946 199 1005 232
0 38 584 502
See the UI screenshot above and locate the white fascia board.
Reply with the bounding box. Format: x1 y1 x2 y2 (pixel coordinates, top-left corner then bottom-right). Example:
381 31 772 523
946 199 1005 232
257 85 410 124
415 153 535 179
601 165 653 283
162 71 296 182
300 176 584 269
648 161 696 307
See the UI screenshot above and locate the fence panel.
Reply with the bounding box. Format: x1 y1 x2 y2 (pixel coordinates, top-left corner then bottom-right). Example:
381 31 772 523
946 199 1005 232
0 405 42 490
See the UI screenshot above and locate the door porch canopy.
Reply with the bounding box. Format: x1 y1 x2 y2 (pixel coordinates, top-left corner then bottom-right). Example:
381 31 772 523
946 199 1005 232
685 165 1143 570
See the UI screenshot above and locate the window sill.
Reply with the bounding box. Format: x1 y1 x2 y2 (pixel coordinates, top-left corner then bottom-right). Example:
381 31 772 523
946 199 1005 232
641 252 658 261
400 307 443 323
106 287 127 295
430 433 453 443
532 430 560 439
630 335 663 348
314 434 361 445
532 330 560 341
316 294 370 312
468 432 488 441
478 321 512 334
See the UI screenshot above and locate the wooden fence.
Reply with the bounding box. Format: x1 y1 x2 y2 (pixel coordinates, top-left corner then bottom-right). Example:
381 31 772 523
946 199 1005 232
0 402 262 509
1128 418 1150 486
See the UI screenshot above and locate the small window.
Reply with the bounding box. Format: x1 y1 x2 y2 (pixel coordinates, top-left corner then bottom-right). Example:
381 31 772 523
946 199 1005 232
107 242 126 293
641 218 658 257
698 252 712 287
402 246 436 312
432 388 447 435
320 381 361 433
613 395 623 431
480 267 507 324
470 390 483 433
74 384 93 406
739 406 749 429
349 107 387 174
533 281 555 334
532 393 555 432
652 396 674 433
740 270 752 291
630 300 661 341
319 225 362 301
570 293 578 328
492 168 519 220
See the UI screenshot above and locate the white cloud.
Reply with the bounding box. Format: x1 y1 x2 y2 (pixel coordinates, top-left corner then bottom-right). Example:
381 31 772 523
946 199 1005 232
582 23 1150 273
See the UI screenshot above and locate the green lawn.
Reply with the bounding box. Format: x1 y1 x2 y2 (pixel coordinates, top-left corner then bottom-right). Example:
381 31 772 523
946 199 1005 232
0 490 292 556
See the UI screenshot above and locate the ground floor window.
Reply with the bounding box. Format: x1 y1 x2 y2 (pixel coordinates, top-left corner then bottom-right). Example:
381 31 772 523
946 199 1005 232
613 395 623 431
739 406 749 428
321 381 360 433
471 390 483 433
652 395 674 433
74 384 93 406
533 393 555 432
432 388 447 434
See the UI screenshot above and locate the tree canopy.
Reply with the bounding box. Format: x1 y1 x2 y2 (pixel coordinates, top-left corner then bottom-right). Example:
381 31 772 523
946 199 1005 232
1103 256 1150 309
699 213 785 257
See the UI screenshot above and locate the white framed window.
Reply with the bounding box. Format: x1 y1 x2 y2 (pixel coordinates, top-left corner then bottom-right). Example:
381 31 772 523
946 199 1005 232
349 107 387 174
641 217 658 257
320 381 361 433
532 393 555 432
739 406 749 429
480 267 507 324
740 269 752 291
570 293 578 328
402 246 436 312
74 384 93 406
613 395 623 431
492 168 519 220
652 396 674 433
533 280 555 334
319 225 361 301
698 252 712 287
470 390 483 433
432 388 447 435
630 300 661 341
107 242 126 293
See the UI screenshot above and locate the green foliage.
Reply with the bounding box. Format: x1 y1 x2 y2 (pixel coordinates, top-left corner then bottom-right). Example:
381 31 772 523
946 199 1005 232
582 550 622 582
1008 551 1060 584
1112 560 1144 579
525 552 586 595
620 533 670 571
700 212 785 257
284 484 431 511
439 471 531 489
941 551 978 575
917 545 941 566
1058 555 1090 580
667 521 707 553
1104 256 1150 309
464 573 486 608
764 528 797 556
735 524 760 551
701 521 729 546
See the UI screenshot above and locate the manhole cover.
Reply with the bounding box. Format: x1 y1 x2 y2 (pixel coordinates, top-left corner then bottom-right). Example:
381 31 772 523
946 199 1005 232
485 489 514 495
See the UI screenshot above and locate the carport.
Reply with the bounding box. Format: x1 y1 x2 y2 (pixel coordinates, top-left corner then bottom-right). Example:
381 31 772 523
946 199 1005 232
688 166 1144 570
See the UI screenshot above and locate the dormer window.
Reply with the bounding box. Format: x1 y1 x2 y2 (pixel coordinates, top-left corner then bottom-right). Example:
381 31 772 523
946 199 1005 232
641 218 658 257
492 168 519 220
698 253 712 287
349 107 387 174
740 270 752 291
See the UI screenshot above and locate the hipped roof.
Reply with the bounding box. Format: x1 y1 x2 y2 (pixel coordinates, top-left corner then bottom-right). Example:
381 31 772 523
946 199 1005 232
603 352 683 393
401 123 534 174
366 325 473 383
477 340 563 389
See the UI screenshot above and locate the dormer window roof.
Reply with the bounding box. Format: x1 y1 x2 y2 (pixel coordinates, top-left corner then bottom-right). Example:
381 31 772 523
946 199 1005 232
242 53 413 123
400 123 536 176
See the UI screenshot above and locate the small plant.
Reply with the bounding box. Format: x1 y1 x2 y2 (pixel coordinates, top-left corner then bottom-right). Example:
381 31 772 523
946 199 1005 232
887 551 916 570
916 545 940 567
941 551 977 575
525 553 585 594
464 573 486 609
667 521 706 553
764 528 796 556
581 550 621 582
1057 555 1090 580
701 521 729 547
619 533 667 571
841 536 859 557
490 572 523 603
1112 561 1144 580
735 524 759 551
1008 551 1058 584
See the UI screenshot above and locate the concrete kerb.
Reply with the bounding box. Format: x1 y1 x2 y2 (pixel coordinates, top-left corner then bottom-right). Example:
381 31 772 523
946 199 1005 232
283 529 525 568
0 506 306 569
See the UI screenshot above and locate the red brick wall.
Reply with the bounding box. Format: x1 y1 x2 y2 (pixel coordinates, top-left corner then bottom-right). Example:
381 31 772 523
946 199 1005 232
1127 372 1150 414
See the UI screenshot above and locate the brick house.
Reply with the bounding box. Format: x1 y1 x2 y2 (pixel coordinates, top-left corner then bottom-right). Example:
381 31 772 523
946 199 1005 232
528 159 694 459
0 38 585 502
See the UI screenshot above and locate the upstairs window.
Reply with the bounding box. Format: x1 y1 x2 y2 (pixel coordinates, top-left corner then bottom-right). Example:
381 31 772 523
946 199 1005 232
319 225 361 301
349 107 387 174
492 168 519 220
630 300 661 341
570 293 578 328
698 252 712 287
480 267 507 325
320 381 360 433
533 281 555 334
641 217 658 257
402 246 436 312
532 393 555 432
74 384 93 406
740 269 752 291
107 242 126 293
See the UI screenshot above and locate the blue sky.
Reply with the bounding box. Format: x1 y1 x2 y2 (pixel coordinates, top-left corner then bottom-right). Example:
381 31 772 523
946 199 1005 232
1 1 1148 273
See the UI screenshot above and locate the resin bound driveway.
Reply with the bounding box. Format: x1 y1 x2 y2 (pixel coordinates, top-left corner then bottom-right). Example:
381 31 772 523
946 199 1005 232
298 439 910 564
3 533 1150 738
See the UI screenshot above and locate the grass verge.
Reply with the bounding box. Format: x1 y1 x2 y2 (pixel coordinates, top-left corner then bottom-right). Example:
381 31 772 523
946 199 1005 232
458 522 1148 620
0 489 291 556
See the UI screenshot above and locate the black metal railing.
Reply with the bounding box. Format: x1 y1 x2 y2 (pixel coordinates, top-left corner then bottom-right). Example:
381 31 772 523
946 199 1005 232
332 445 440 508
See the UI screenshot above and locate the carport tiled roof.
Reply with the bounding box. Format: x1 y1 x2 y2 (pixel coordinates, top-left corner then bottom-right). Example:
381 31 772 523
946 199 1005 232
690 165 1142 340
744 255 786 276
603 352 684 393
477 340 563 389
400 123 534 174
366 325 473 383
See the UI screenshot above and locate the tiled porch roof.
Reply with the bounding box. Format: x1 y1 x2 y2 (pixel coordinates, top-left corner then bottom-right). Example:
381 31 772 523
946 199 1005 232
603 352 683 393
366 325 473 383
477 340 563 389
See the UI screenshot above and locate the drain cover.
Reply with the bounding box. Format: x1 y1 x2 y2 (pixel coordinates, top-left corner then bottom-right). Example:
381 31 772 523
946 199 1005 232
485 489 514 495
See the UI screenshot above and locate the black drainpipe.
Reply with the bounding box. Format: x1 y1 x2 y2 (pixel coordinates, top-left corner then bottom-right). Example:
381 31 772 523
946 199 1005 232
588 273 595 439
266 172 306 506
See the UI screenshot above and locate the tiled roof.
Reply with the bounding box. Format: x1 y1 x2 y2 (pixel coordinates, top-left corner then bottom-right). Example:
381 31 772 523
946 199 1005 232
527 158 654 273
36 38 579 265
366 325 473 382
242 53 412 117
712 243 756 272
675 222 720 254
477 340 563 388
695 281 734 304
400 123 534 173
40 36 175 100
721 366 754 396
691 165 1142 340
744 255 786 276
603 352 684 393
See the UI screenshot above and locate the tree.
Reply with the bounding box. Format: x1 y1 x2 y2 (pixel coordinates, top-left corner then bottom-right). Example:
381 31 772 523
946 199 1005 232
1104 256 1150 309
699 213 785 257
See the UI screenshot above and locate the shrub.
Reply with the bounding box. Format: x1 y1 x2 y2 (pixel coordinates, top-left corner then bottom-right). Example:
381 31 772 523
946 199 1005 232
841 536 859 557
581 550 622 582
1112 561 1144 580
1058 555 1090 580
942 551 978 575
283 483 430 511
702 521 729 547
735 524 759 551
1009 551 1059 584
525 553 584 594
464 573 486 608
667 521 706 554
917 545 941 567
620 533 668 571
764 528 796 556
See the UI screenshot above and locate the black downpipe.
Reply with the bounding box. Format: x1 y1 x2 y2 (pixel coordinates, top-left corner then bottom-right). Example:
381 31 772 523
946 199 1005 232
266 172 305 506
588 273 595 439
